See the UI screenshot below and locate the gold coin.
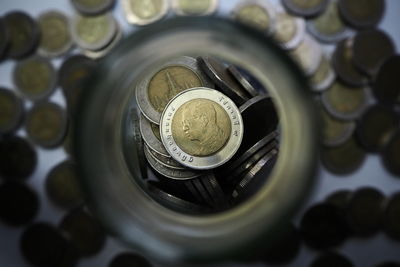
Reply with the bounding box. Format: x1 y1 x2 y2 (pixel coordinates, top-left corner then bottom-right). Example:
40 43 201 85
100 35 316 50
313 1 345 36
76 0 109 9
235 4 271 32
129 0 163 19
147 65 202 113
75 14 115 50
172 98 231 157
274 12 297 44
176 0 212 15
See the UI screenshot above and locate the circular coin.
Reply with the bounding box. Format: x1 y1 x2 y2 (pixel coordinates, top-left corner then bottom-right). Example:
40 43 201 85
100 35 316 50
356 104 399 153
4 11 40 59
372 55 400 106
352 29 395 78
0 18 10 60
310 252 354 267
173 0 218 16
38 11 73 58
0 88 24 134
136 56 209 124
282 0 329 18
13 56 57 101
26 102 68 148
376 263 400 267
0 136 37 180
338 0 385 29
325 189 352 211
227 65 259 97
289 34 322 76
346 187 385 236
122 0 169 25
71 0 116 15
139 113 170 157
320 106 355 147
309 54 336 92
321 81 370 121
161 88 243 170
381 130 400 177
46 160 84 210
321 135 366 175
383 192 400 240
272 11 305 50
109 252 152 267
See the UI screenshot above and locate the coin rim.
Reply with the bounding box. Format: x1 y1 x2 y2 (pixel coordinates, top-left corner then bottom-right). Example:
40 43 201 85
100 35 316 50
0 87 24 134
289 34 323 76
172 0 218 16
71 0 116 15
282 0 329 18
122 0 170 26
273 11 306 50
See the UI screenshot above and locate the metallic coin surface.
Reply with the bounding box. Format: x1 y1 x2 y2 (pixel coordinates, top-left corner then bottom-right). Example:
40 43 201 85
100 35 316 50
383 192 400 240
346 187 385 236
338 0 385 29
4 11 40 59
282 0 329 18
310 252 354 267
0 88 24 134
173 0 218 16
332 38 368 87
352 29 395 77
0 136 37 180
321 136 366 175
321 81 370 121
140 114 170 157
109 252 152 267
161 88 243 170
307 0 350 43
0 18 9 59
26 102 67 148
71 13 117 51
325 189 352 210
320 106 355 147
232 0 276 34
146 145 185 170
13 56 57 101
71 0 115 15
0 181 39 226
373 55 400 106
309 54 336 92
272 11 305 50
382 130 400 177
45 160 84 210
356 105 399 153
227 65 259 97
122 0 169 25
136 56 208 124
38 11 73 58
290 34 322 76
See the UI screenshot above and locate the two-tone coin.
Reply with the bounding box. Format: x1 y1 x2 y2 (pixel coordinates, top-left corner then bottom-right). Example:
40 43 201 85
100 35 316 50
381 130 400 177
122 0 169 26
309 54 336 92
131 110 149 179
173 0 218 16
373 55 400 106
282 0 329 18
227 65 259 97
0 88 24 134
383 192 400 240
338 0 385 30
160 88 243 170
320 106 355 147
0 18 10 60
38 11 73 58
25 102 68 148
272 11 305 50
136 56 210 124
109 252 153 267
13 56 57 101
289 34 322 76
325 189 352 211
139 114 170 157
71 0 116 15
4 11 40 59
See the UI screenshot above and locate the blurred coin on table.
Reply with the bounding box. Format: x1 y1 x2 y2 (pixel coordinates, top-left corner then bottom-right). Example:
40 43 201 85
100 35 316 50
272 11 305 50
122 0 169 26
109 252 153 267
173 0 218 16
320 106 355 147
71 0 116 15
325 189 352 211
309 54 335 92
0 18 10 60
383 192 400 240
373 55 400 106
381 130 400 177
338 0 385 30
282 0 329 18
0 88 24 134
290 34 322 76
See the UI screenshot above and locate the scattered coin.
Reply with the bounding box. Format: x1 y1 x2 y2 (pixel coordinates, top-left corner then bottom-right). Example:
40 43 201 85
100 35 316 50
26 101 68 148
309 54 336 92
382 130 400 177
321 136 366 175
122 0 169 26
332 38 368 87
136 56 209 124
13 56 57 101
272 11 305 50
71 0 115 15
109 252 153 267
173 0 218 16
325 189 352 211
0 181 39 226
231 0 276 34
71 13 117 51
38 11 73 58
227 65 259 97
320 106 355 147
321 81 370 121
45 160 84 210
352 29 395 78
282 0 329 18
59 207 106 257
355 104 399 153
307 0 350 43
198 56 250 105
338 0 385 29
373 55 400 106
0 136 37 180
160 88 243 170
20 222 80 267
146 145 185 170
0 88 24 134
0 18 10 60
4 11 40 59
289 34 322 76
139 114 170 158
346 187 385 236
300 203 349 249
310 251 354 267
383 192 400 240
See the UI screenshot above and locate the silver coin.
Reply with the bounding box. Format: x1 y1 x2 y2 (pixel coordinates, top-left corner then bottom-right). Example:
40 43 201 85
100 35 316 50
289 34 322 76
131 110 148 179
172 0 218 16
227 65 259 97
144 144 202 180
272 11 306 50
139 113 170 158
145 144 185 170
136 56 212 125
122 0 170 26
70 13 117 51
309 54 336 92
160 87 244 170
